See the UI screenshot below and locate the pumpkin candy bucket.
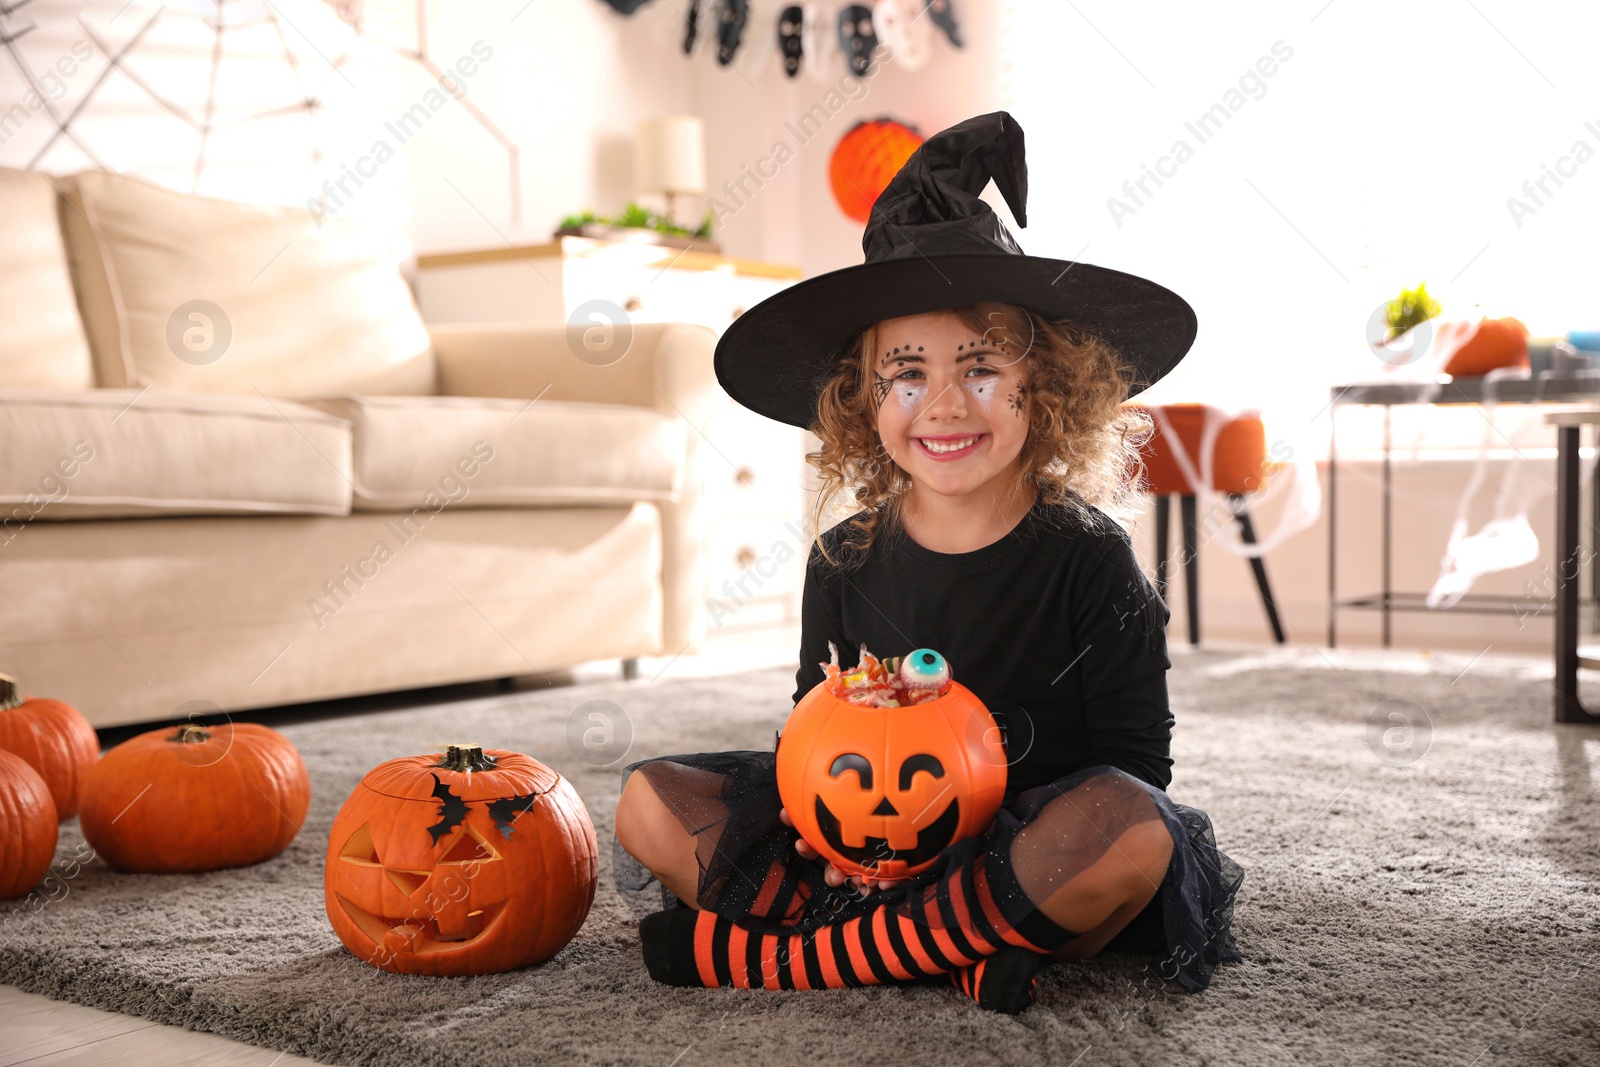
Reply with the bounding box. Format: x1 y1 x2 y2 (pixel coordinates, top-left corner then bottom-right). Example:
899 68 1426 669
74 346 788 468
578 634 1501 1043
324 744 597 977
776 647 1007 881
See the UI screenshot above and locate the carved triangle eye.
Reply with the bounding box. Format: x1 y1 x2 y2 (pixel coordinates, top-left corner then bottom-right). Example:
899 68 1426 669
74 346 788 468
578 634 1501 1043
388 869 427 896
340 823 380 864
442 830 495 863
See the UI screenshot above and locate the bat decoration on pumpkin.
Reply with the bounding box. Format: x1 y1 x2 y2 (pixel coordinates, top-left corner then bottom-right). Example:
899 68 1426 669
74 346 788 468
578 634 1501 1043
486 792 542 837
426 774 471 844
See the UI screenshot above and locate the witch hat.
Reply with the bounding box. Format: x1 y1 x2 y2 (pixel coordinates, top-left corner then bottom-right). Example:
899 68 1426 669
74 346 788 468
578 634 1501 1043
713 110 1197 429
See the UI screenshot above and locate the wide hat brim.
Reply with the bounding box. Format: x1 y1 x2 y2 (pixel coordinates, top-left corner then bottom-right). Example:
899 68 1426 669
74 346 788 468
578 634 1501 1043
714 251 1197 430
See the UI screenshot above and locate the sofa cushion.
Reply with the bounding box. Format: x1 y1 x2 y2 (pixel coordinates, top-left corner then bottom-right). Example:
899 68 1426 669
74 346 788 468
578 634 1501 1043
301 395 684 511
0 169 94 390
58 171 435 396
0 389 352 521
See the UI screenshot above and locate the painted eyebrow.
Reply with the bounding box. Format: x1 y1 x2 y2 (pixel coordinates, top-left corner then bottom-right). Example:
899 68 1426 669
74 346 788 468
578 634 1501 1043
877 343 999 367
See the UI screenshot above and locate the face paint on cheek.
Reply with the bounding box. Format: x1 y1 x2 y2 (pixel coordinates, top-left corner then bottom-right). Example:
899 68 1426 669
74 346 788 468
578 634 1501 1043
1008 382 1028 417
961 376 999 408
888 377 927 415
873 370 928 413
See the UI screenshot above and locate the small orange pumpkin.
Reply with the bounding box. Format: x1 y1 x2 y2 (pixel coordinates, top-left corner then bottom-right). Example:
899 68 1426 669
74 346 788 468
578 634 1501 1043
777 680 1007 881
324 744 598 976
0 748 59 899
78 722 309 873
829 118 924 223
1444 316 1529 377
0 673 99 820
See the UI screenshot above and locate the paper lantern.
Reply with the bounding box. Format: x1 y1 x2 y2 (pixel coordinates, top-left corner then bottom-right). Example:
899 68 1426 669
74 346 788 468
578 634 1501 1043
830 118 924 223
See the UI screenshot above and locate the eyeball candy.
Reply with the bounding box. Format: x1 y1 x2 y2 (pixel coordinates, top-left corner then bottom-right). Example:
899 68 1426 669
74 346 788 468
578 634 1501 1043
897 649 951 699
819 642 954 707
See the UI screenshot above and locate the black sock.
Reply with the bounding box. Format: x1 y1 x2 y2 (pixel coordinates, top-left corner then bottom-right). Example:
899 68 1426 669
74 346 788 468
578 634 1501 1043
949 946 1043 1014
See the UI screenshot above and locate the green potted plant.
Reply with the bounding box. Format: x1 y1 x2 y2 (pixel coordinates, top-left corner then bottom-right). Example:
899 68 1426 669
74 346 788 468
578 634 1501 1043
555 202 718 252
1382 282 1442 342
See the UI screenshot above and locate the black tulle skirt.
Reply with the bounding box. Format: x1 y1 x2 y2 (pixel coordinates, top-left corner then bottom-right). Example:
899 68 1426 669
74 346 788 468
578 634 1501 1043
614 750 1244 993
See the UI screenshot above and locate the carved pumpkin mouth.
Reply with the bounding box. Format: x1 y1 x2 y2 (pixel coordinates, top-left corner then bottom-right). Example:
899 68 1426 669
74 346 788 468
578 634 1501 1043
334 894 508 954
813 793 961 873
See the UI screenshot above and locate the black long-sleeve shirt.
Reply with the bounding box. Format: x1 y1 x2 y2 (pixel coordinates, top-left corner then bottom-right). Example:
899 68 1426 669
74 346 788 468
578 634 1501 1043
792 498 1175 795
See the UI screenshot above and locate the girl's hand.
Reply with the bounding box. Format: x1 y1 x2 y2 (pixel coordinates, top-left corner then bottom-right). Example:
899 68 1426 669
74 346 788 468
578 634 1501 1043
778 806 908 896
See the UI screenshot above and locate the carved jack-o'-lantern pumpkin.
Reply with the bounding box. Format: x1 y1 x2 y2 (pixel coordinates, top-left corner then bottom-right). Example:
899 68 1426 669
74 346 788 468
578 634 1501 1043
776 678 1007 881
324 744 598 976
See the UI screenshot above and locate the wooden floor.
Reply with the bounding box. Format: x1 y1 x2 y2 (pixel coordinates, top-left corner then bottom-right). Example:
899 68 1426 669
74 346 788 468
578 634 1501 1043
0 984 326 1066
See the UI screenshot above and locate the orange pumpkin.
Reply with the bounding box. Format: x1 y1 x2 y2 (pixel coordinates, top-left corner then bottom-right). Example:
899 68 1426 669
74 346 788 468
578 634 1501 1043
0 748 58 899
829 118 924 223
0 673 99 820
78 722 309 873
1444 316 1529 377
777 680 1007 881
324 744 598 976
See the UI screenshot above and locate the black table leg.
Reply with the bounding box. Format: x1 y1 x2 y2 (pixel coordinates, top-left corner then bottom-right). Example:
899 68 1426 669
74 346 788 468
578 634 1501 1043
1591 428 1599 635
1555 424 1600 723
1154 494 1171 604
1181 494 1200 646
1232 494 1287 644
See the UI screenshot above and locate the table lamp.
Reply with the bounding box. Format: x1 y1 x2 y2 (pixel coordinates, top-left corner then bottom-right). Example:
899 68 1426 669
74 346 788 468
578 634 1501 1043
635 116 706 229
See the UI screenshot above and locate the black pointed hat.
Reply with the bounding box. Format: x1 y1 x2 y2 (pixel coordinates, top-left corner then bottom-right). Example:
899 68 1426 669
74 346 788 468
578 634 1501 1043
713 110 1197 429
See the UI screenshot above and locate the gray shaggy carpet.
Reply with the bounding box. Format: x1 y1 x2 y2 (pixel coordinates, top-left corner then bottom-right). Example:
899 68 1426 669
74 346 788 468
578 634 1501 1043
1 646 1597 1067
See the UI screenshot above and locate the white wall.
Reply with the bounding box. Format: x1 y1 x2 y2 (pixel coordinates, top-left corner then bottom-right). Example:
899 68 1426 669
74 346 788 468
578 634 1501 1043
0 0 700 254
0 0 1006 266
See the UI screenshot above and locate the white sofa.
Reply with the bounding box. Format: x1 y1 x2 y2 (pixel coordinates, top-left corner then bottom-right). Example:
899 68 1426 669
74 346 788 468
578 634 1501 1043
0 168 718 727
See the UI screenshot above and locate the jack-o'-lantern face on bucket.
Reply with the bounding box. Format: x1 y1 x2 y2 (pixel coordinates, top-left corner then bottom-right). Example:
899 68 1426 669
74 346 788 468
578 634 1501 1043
323 745 599 977
776 682 1007 880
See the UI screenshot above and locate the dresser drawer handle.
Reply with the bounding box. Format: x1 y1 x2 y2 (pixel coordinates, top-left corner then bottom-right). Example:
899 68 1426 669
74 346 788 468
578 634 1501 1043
623 295 643 312
735 546 757 569
734 466 755 486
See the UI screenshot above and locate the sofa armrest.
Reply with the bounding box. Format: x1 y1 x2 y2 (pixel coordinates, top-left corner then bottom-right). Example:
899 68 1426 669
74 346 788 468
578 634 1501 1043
429 322 721 655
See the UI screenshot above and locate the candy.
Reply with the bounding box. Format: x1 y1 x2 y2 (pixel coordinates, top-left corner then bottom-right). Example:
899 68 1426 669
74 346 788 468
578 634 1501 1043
819 642 954 707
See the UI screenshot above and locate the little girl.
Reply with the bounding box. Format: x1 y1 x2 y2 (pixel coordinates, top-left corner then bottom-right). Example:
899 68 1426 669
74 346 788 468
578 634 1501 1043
612 111 1243 1014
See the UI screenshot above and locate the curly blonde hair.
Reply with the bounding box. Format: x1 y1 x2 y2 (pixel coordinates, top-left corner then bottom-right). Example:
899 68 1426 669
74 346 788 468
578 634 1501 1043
807 300 1153 565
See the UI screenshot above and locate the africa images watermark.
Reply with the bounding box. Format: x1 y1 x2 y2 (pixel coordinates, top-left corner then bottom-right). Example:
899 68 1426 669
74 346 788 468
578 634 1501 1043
706 40 894 224
1505 117 1600 228
1 441 96 548
307 39 495 226
1107 39 1294 228
0 39 94 146
306 441 495 629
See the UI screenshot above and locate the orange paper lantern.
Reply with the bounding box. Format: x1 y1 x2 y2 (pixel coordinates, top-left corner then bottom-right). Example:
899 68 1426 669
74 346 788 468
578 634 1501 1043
324 744 597 976
830 118 924 223
776 680 1006 881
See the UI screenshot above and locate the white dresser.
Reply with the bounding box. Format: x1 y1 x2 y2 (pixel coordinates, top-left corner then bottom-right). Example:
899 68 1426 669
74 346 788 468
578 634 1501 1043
414 236 811 631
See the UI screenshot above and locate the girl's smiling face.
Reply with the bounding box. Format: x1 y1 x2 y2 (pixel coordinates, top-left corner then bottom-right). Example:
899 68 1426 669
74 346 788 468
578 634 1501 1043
872 310 1032 503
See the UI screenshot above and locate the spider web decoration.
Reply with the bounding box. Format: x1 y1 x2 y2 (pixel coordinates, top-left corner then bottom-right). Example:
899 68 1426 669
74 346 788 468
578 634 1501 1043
0 0 519 223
